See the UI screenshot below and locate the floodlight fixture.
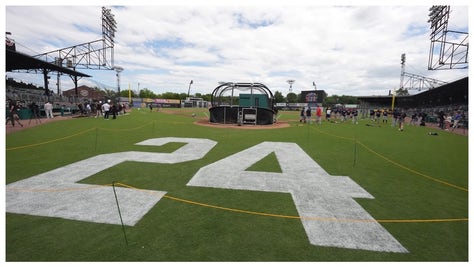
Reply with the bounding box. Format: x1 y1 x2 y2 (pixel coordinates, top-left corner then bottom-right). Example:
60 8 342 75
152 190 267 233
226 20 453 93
427 5 468 70
102 6 117 45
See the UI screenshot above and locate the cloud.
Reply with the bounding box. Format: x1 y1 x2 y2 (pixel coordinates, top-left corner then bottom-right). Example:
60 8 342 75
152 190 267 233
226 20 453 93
5 4 469 96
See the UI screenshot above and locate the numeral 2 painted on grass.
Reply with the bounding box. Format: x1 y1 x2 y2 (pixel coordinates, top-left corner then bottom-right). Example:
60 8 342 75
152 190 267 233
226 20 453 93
6 138 217 226
6 137 407 253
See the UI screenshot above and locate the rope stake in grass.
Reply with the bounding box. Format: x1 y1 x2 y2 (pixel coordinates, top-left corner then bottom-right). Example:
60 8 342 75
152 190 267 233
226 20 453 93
112 181 129 246
94 127 98 151
353 136 357 167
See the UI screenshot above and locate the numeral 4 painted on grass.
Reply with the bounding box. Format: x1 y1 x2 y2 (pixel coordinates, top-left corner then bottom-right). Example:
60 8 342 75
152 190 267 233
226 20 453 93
6 137 407 253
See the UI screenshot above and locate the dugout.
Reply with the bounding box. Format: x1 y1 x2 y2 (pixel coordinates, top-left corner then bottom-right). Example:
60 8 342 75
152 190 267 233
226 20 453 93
209 82 276 125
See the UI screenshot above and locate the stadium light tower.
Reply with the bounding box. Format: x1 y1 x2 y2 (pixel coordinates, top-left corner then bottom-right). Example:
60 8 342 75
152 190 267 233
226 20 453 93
312 81 317 90
31 7 118 104
287 79 295 92
427 5 468 70
400 53 406 89
399 53 447 91
34 6 117 70
114 66 123 95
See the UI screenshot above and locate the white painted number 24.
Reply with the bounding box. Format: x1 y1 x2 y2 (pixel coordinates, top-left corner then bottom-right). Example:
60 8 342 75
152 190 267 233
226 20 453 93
6 137 407 253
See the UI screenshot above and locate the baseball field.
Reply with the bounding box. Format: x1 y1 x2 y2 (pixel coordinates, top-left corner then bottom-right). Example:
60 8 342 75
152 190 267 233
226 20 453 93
5 108 468 261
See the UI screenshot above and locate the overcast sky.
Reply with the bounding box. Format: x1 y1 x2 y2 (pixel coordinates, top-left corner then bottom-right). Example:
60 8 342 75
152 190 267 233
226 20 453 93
4 0 471 97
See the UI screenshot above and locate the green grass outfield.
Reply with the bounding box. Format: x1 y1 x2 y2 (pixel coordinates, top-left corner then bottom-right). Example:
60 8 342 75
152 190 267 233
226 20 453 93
5 108 468 261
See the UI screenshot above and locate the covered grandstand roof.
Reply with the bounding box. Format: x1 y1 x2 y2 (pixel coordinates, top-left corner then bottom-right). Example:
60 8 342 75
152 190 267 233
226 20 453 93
357 77 468 108
6 48 91 77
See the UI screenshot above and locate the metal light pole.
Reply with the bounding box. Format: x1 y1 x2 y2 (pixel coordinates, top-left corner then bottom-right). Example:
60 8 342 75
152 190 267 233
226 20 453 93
400 53 406 90
187 80 193 98
114 66 124 95
287 79 295 92
113 66 123 105
313 81 317 90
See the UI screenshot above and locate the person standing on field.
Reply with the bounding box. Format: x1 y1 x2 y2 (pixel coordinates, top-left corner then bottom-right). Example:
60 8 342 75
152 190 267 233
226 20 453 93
352 109 358 124
325 107 331 121
6 99 23 127
300 107 306 123
315 105 322 125
398 111 407 131
306 107 312 124
44 101 53 118
95 101 103 118
102 100 111 120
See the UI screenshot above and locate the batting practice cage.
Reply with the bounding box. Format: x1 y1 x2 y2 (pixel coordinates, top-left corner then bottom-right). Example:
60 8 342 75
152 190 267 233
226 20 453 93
209 82 276 125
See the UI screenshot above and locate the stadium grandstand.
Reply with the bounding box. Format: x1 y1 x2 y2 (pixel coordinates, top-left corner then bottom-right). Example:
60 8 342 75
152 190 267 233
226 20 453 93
357 77 468 128
6 48 93 118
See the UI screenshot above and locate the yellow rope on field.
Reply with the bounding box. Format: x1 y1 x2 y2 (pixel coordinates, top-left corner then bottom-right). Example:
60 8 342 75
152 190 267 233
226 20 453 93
6 121 155 151
6 182 468 224
6 128 96 151
312 126 468 192
115 182 469 224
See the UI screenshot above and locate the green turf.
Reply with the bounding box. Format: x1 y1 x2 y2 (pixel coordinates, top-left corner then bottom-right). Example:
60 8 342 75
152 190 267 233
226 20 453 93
5 108 468 261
